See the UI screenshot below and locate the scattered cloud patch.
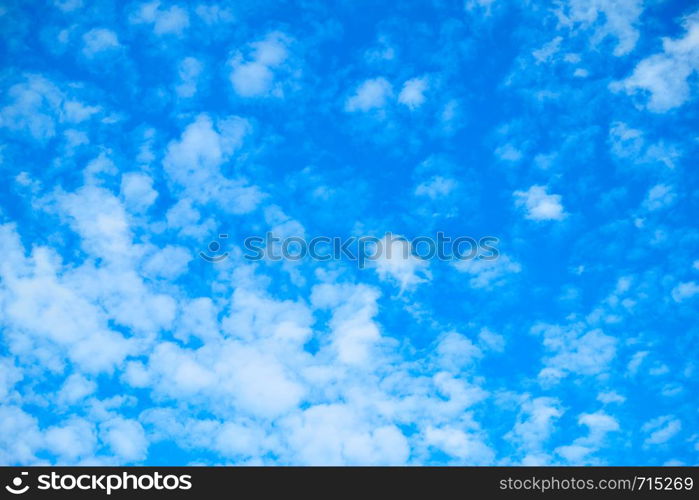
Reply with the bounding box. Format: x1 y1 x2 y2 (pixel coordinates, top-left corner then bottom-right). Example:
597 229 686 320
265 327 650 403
345 77 393 112
229 32 291 98
514 185 567 221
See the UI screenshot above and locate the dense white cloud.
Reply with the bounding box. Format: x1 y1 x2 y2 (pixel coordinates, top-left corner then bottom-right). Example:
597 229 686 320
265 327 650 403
398 77 428 110
282 405 410 465
57 374 97 405
100 418 148 461
0 359 22 402
514 185 566 221
141 245 192 280
0 406 43 464
45 419 97 463
0 233 132 373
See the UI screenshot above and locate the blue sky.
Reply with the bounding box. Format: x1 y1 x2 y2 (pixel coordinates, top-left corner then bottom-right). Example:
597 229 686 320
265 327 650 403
0 0 698 465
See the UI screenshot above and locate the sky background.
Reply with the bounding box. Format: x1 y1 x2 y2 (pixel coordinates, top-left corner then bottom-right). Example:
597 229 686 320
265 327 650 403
0 0 698 465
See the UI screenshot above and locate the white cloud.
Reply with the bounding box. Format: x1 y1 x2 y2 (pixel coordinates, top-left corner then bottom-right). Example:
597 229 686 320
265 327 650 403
514 185 567 221
414 176 457 199
398 77 428 110
452 254 521 289
54 0 83 12
612 11 699 111
507 397 563 465
141 245 192 280
0 227 133 374
120 172 158 213
229 32 290 98
195 4 235 24
558 0 643 56
597 391 625 404
45 419 97 462
372 234 430 293
495 143 523 162
671 281 699 303
608 121 644 158
0 75 100 141
100 418 148 462
643 416 682 446
608 122 681 169
532 323 617 383
311 283 382 365
58 185 135 263
435 332 483 371
0 406 43 464
82 28 120 57
0 359 22 402
345 77 393 112
57 373 97 405
281 404 410 465
555 411 619 464
165 198 215 238
131 1 190 35
643 184 676 211
176 57 203 98
174 297 219 343
83 152 118 185
163 114 262 213
627 350 648 376
532 36 563 63
423 425 494 464
478 327 505 352
141 338 299 417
